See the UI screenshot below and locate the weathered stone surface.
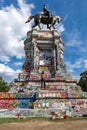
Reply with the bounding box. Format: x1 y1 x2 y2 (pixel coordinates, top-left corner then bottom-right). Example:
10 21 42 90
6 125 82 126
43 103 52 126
23 29 70 80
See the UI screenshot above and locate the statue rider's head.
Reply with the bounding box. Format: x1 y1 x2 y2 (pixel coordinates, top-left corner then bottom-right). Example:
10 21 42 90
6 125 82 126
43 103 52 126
43 4 46 8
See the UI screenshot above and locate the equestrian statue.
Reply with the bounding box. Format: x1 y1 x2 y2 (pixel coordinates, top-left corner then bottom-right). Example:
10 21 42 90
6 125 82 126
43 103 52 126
25 5 62 30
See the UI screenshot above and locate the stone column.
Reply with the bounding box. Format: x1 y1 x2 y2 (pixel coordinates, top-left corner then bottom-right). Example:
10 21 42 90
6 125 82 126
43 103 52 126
55 42 59 70
53 45 56 71
32 35 38 69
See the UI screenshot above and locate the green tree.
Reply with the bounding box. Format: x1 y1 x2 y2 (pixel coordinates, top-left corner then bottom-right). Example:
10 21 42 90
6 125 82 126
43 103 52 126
78 71 87 92
0 76 10 92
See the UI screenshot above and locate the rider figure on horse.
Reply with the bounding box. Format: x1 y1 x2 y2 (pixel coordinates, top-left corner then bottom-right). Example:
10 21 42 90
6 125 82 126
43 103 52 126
43 5 51 19
25 5 62 30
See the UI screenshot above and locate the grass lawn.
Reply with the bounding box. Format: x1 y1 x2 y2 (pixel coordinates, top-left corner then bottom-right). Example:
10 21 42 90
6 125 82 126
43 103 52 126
0 117 87 124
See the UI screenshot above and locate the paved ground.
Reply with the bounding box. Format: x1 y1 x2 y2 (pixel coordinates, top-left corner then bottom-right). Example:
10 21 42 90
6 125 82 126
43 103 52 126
0 120 87 130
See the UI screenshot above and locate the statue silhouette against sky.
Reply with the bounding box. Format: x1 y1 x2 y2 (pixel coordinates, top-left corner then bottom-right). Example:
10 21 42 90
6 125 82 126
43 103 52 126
25 5 62 30
43 4 51 18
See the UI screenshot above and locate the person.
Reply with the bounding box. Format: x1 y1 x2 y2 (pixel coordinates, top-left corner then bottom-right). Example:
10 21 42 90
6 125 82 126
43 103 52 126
43 5 51 18
18 83 24 93
41 71 46 89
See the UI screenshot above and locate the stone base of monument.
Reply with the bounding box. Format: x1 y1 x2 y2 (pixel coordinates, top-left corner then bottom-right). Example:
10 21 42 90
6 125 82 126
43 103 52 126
19 29 77 91
0 29 87 118
9 29 87 118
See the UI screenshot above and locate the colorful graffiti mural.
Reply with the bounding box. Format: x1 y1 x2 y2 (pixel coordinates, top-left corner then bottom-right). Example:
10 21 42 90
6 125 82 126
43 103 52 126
0 93 15 99
0 92 36 109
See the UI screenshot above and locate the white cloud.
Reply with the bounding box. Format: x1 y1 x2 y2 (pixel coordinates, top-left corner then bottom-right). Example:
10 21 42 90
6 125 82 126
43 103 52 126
0 0 34 59
72 74 80 81
58 24 65 33
14 62 23 66
65 61 81 80
65 28 87 56
83 59 87 69
66 58 84 72
65 29 82 47
0 0 34 81
64 28 87 76
0 63 21 82
65 58 87 79
0 55 10 63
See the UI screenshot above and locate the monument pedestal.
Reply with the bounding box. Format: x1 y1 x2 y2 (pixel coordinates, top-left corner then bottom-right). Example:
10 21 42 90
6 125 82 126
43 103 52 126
13 29 87 117
22 29 71 81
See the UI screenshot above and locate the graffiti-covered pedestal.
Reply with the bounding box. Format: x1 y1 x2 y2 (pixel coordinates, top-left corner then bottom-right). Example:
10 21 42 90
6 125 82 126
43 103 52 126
0 29 87 118
22 29 68 80
11 29 87 118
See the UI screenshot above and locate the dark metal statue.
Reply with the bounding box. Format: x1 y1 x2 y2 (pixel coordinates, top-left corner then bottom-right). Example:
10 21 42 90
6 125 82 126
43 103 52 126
43 5 51 19
25 5 62 30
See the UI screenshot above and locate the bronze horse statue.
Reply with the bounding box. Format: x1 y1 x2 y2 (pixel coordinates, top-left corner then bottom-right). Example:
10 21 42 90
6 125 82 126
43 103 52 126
25 13 62 29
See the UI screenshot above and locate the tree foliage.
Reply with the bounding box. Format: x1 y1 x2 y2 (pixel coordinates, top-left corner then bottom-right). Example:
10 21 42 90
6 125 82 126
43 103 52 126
0 76 10 92
78 71 87 92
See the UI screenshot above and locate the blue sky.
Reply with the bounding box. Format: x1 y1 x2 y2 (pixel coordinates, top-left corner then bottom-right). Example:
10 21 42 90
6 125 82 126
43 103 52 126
0 0 87 82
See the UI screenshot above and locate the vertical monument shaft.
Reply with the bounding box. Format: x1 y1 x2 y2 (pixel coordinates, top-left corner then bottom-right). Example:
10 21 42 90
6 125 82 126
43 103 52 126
23 29 67 80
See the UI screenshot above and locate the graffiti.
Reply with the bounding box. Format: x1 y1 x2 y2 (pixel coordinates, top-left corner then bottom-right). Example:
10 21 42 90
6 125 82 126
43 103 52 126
0 99 35 109
39 66 52 71
38 32 52 38
0 99 18 109
0 93 15 99
0 92 36 109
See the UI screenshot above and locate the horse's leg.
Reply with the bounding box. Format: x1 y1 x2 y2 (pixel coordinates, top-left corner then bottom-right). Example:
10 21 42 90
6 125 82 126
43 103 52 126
32 24 37 28
38 18 41 29
32 23 41 29
49 24 52 30
49 26 51 30
47 24 51 29
38 24 41 29
53 26 55 29
53 23 55 29
50 20 56 29
49 20 54 30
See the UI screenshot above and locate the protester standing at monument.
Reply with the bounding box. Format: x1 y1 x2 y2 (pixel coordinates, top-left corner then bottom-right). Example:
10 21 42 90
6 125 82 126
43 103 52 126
41 71 46 89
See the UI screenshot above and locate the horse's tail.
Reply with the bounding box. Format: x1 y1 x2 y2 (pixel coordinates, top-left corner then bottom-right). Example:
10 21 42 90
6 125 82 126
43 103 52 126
25 15 34 23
